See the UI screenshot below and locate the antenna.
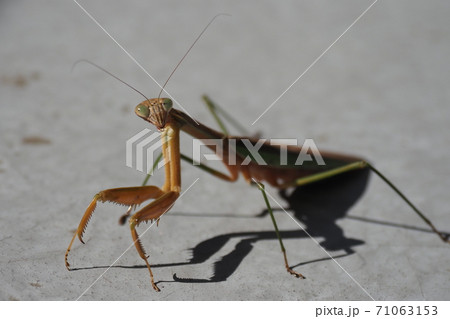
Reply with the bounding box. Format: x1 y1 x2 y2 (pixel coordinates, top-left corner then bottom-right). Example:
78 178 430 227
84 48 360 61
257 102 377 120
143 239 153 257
157 13 230 99
72 59 150 101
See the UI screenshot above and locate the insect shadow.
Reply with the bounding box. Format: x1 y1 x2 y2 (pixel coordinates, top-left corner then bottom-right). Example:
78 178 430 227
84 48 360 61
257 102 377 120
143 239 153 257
163 167 372 285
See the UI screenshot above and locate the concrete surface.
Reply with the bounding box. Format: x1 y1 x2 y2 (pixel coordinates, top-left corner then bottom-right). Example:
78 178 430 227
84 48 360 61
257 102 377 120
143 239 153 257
1 0 449 300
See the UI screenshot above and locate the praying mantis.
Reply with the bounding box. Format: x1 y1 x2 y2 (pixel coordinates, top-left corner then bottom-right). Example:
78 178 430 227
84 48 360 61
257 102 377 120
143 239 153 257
65 18 449 293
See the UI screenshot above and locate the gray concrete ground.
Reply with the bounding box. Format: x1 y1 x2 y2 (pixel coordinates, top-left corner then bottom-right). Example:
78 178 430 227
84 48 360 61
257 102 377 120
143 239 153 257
1 0 449 300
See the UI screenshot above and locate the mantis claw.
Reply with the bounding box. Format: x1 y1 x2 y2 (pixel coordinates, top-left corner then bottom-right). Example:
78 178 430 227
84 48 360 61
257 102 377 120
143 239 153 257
440 233 449 244
118 205 134 225
64 257 71 270
152 282 161 292
286 266 305 279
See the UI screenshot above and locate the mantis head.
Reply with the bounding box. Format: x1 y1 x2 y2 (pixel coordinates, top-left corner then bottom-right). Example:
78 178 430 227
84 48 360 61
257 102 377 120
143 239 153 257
135 98 173 130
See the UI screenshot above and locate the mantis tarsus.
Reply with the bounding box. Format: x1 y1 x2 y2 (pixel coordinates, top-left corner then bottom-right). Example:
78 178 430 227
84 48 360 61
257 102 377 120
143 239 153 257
65 19 449 293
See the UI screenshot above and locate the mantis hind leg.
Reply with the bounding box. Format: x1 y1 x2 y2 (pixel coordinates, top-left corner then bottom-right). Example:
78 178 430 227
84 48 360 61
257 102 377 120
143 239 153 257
255 181 305 279
365 162 449 243
289 160 449 244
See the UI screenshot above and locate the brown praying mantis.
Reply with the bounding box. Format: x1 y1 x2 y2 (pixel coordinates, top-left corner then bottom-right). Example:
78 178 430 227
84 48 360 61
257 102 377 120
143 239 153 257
65 18 449 292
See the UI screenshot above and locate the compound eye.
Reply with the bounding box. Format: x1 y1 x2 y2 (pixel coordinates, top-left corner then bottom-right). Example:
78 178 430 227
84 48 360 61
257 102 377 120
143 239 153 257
135 104 150 118
162 98 173 111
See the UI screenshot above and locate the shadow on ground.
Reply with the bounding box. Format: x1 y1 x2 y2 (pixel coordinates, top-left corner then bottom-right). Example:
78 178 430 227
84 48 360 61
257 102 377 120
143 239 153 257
170 168 370 284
